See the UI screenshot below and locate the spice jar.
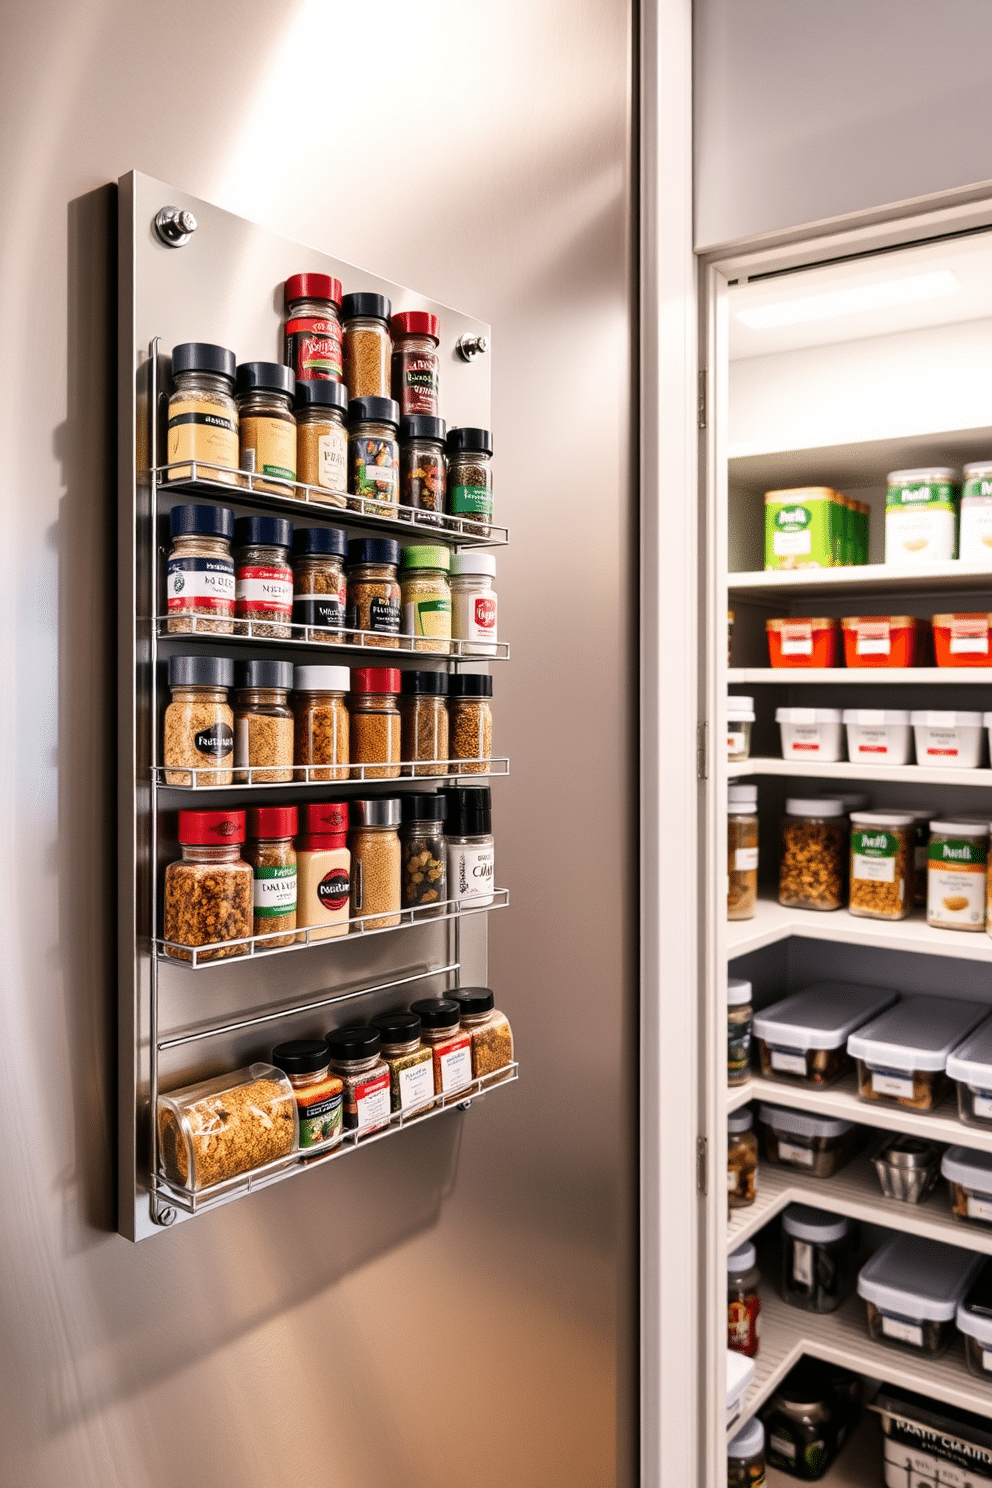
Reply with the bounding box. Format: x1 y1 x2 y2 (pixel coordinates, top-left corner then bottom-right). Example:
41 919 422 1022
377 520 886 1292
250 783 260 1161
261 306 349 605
449 673 493 773
450 552 498 655
779 798 846 912
848 811 914 920
410 998 474 1101
271 1039 344 1151
293 664 350 782
728 1108 758 1210
247 805 297 948
728 785 759 921
368 1010 435 1115
163 809 253 962
349 798 402 928
391 310 440 416
400 793 447 913
342 292 392 399
236 361 297 492
283 271 343 382
781 1205 853 1314
292 525 348 643
400 415 446 521
350 666 401 780
164 654 234 786
727 1417 765 1488
728 1241 761 1357
763 1361 860 1480
166 502 236 633
401 544 452 653
348 395 400 515
446 427 494 536
346 537 401 647
927 820 988 932
296 801 350 942
234 515 294 639
728 977 753 1086
294 378 348 503
400 669 449 777
443 786 494 908
727 696 755 762
233 658 294 783
167 343 239 483
325 1025 392 1137
158 1065 297 1191
451 987 514 1086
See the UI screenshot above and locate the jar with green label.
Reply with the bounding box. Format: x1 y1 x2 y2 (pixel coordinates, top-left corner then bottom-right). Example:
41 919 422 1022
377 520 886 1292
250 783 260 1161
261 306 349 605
848 811 914 921
236 362 297 494
446 427 493 537
400 544 451 653
247 806 298 948
884 467 960 565
927 820 988 932
960 461 992 564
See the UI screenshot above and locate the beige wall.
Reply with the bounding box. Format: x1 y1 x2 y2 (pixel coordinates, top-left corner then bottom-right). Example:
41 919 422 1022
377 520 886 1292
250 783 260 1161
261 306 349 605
0 3 636 1485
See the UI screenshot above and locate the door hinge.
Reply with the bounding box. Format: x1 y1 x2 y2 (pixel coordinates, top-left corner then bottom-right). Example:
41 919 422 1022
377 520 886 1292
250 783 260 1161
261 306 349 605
697 369 707 429
697 720 708 779
696 1135 708 1195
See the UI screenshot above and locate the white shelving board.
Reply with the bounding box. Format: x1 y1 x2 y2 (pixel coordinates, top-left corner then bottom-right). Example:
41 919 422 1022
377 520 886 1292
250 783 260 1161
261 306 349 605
728 757 992 787
728 667 992 685
730 561 992 601
727 895 992 963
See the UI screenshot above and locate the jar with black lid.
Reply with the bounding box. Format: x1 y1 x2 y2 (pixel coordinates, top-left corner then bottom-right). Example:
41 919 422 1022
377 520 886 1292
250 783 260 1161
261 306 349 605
410 998 473 1100
164 654 235 786
342 292 392 399
167 343 239 483
325 1025 391 1137
270 1038 344 1151
292 526 348 643
446 427 493 537
346 536 401 646
400 415 446 521
348 395 400 516
283 271 343 382
233 658 294 783
781 1204 854 1314
166 502 236 633
443 786 494 907
234 515 294 639
391 311 440 416
450 987 514 1086
295 377 348 504
400 793 447 913
236 361 296 493
400 669 449 776
368 1010 435 1115
449 673 493 772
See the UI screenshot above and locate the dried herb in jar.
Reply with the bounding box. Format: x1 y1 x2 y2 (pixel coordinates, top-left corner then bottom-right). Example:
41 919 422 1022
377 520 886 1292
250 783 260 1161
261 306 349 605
368 1010 435 1115
450 987 514 1085
349 798 402 929
400 669 449 776
247 805 298 948
233 658 294 784
400 415 446 519
346 536 401 647
163 809 253 962
158 1065 296 1191
448 673 493 772
342 293 392 400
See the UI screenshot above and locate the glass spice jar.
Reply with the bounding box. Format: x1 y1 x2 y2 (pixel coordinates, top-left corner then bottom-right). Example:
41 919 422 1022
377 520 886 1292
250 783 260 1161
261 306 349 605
391 310 440 416
350 666 402 780
443 785 494 907
293 664 350 782
778 797 847 912
400 544 452 653
450 552 498 655
271 1039 344 1152
283 271 343 382
448 673 493 773
400 415 446 521
166 343 239 483
164 654 234 786
292 525 348 644
342 292 392 399
349 798 402 929
410 998 474 1102
368 1010 435 1115
848 811 914 921
348 395 400 516
166 502 236 633
294 378 348 504
236 361 297 493
446 427 493 537
295 802 351 942
450 987 514 1086
346 537 401 647
728 977 753 1086
728 1108 758 1210
400 669 449 776
728 785 759 921
728 1241 761 1358
400 793 447 914
163 809 253 962
234 515 294 639
325 1025 392 1137
233 658 294 783
247 805 298 948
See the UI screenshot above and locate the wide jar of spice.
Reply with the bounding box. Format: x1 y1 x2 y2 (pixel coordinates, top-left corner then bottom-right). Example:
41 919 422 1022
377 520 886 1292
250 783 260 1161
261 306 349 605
167 343 239 483
848 810 914 921
296 801 350 942
391 311 440 416
283 272 343 382
235 515 294 639
409 998 474 1102
728 784 759 921
400 544 452 653
294 378 348 504
368 1010 435 1115
349 798 402 929
271 1039 344 1151
164 654 234 786
448 673 493 772
350 666 401 779
348 396 400 516
400 669 449 776
293 664 350 782
400 793 447 913
236 361 297 493
234 658 294 783
450 987 514 1086
446 427 493 537
247 805 298 949
163 809 253 962
346 536 401 647
166 502 236 633
342 292 392 399
779 797 847 912
443 785 494 907
450 552 498 655
400 415 446 521
292 525 348 643
325 1025 392 1137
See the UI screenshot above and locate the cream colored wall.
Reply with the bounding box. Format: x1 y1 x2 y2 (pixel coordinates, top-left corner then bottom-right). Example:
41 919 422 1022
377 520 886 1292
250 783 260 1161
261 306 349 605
0 4 636 1485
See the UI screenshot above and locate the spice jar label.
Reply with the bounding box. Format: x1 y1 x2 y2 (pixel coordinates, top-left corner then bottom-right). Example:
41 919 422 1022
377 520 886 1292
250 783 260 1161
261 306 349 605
474 596 497 633
240 417 296 482
317 428 348 490
777 1139 815 1167
194 721 235 757
770 1048 807 1076
436 1036 472 1094
349 1071 391 1132
728 1296 760 1356
881 1315 924 1347
297 1082 344 1149
928 837 987 927
353 439 398 497
398 1060 434 1111
872 1069 915 1100
398 355 440 416
285 316 343 382
792 1240 814 1288
355 596 401 634
852 830 899 883
167 556 236 613
735 848 759 871
237 566 294 616
317 868 350 912
253 865 297 917
404 596 451 639
450 483 492 519
293 595 346 632
450 843 495 902
856 621 892 656
167 404 239 472
780 622 813 656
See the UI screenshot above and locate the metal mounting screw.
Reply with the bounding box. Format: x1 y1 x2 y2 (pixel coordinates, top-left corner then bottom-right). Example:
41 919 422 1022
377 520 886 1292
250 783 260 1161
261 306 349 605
154 206 198 248
457 1099 473 1111
154 1204 177 1226
456 333 489 362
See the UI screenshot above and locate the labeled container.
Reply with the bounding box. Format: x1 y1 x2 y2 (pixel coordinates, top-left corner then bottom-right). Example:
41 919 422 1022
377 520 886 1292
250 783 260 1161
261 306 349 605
766 617 840 669
847 994 986 1112
728 977 753 1086
959 460 992 563
848 811 914 921
762 1360 861 1481
410 998 474 1101
781 1205 854 1314
444 785 494 907
283 271 343 382
236 361 296 492
926 820 988 931
157 1065 297 1192
400 793 447 913
450 552 498 655
957 1267 992 1379
294 378 348 503
778 798 847 912
448 673 493 773
167 343 239 483
247 804 298 948
763 487 843 570
841 615 923 668
163 809 253 962
295 801 351 942
728 1241 761 1358
910 709 984 768
271 1039 344 1151
754 982 897 1087
348 395 400 516
349 798 402 928
947 1017 992 1128
758 1103 862 1179
891 806 931 907
391 310 440 416
884 467 960 564
842 709 912 766
933 612 992 667
727 1108 758 1209
728 784 758 922
450 987 514 1086
727 696 755 761
368 1010 435 1115
350 666 401 780
399 414 446 520
726 1351 755 1433
164 654 234 786
775 707 843 761
234 515 294 639
447 427 494 537
400 669 449 776
293 664 350 782
400 544 451 653
857 1235 982 1356
872 1135 942 1205
342 292 392 400
942 1146 992 1227
166 502 236 633
727 1418 765 1488
233 658 294 783
346 536 401 647
325 1025 392 1136
292 525 348 643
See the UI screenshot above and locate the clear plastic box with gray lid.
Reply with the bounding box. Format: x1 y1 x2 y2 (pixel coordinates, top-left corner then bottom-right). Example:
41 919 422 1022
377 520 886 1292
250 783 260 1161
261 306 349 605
942 1146 992 1227
754 981 897 1088
946 1015 992 1128
957 1266 992 1380
847 995 986 1112
758 1103 863 1179
857 1235 982 1357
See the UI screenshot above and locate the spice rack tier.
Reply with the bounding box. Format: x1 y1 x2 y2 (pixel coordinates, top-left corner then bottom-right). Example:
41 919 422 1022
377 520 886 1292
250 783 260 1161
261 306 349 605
151 760 509 792
728 757 992 787
727 895 992 963
153 619 509 663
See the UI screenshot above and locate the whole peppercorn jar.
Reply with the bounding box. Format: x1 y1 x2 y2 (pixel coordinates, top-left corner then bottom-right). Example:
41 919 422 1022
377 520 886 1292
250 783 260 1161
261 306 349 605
342 292 392 399
400 544 452 653
778 797 847 912
346 537 401 647
167 343 239 483
271 1039 344 1151
166 502 236 633
348 395 400 516
296 801 351 942
283 271 343 382
234 515 294 639
247 805 298 949
292 525 348 643
450 987 514 1086
728 1241 761 1357
391 311 440 416
450 552 498 655
400 415 446 521
448 673 493 773
400 793 447 914
443 785 494 907
236 361 297 493
164 654 235 787
446 427 493 536
163 809 253 963
350 666 402 780
368 1010 435 1115
234 658 294 783
400 669 449 776
349 798 402 929
325 1025 392 1137
293 664 350 782
410 998 474 1101
294 378 348 504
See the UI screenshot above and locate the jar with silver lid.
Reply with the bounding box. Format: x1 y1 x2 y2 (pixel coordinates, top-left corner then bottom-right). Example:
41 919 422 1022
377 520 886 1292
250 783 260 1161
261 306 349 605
349 797 401 929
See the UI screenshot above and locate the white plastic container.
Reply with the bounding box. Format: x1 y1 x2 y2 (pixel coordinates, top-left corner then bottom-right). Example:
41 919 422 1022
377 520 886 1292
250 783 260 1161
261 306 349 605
884 466 960 565
857 1235 982 1356
941 1146 992 1226
910 710 984 768
946 1016 992 1128
753 981 898 1087
842 709 912 766
959 460 992 564
726 1349 755 1429
775 706 844 761
757 1103 862 1177
847 995 986 1112
727 695 755 761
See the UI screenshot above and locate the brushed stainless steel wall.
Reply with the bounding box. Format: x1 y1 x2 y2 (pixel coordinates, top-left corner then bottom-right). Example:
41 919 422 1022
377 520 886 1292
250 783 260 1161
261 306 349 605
0 3 635 1485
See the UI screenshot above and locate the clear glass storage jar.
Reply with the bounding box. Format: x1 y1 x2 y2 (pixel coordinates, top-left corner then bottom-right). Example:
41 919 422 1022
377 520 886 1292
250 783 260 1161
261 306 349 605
781 1205 853 1314
158 1064 297 1192
163 809 253 962
350 666 401 780
236 360 296 493
728 977 753 1085
247 805 297 948
727 1417 765 1488
234 515 294 639
401 544 452 653
166 342 239 483
443 785 494 907
391 311 440 416
325 1025 392 1137
728 1108 758 1210
400 670 449 776
446 426 493 536
926 820 988 932
283 271 343 382
727 695 755 761
450 552 497 655
728 1241 761 1357
410 998 474 1101
164 654 234 786
233 658 294 783
400 414 446 520
293 664 350 782
848 811 914 921
451 987 514 1086
348 395 400 515
292 525 348 644
342 292 392 399
448 673 493 772
368 1009 435 1115
728 785 758 921
349 798 401 928
271 1038 344 1151
778 798 847 912
294 377 348 503
400 793 447 913
166 502 236 633
346 536 401 646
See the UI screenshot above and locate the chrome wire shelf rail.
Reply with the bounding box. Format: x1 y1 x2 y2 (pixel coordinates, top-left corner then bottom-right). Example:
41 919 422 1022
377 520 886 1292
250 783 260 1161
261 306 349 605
152 757 509 789
154 888 510 968
152 458 508 548
153 613 509 660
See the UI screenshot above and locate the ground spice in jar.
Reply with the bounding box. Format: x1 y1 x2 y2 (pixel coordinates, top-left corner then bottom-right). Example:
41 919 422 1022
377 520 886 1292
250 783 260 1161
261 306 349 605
233 658 294 783
446 427 493 537
348 396 400 516
293 664 350 782
400 415 446 519
410 998 474 1100
292 525 348 643
400 669 449 776
271 1039 344 1150
342 292 392 399
400 793 447 913
401 544 452 653
295 377 348 503
296 802 351 942
391 311 440 416
346 537 401 647
283 272 343 382
166 502 236 634
235 515 294 639
163 809 253 962
448 673 493 772
349 798 402 929
450 987 514 1086
157 1065 296 1191
778 798 847 911
325 1025 392 1136
247 805 298 948
369 1010 435 1114
450 552 498 655
167 343 239 484
849 811 914 920
164 654 234 786
728 786 758 921
236 360 297 493
350 666 401 780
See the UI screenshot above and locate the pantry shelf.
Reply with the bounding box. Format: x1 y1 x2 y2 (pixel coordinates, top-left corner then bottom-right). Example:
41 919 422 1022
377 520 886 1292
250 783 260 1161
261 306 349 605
151 759 510 790
727 426 992 494
153 616 510 662
728 667 992 684
728 561 992 601
764 1414 882 1488
727 757 992 787
727 894 992 963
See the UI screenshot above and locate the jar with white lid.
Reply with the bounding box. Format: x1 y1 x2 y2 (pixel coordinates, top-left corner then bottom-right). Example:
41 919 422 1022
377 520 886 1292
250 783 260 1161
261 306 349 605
884 466 960 565
451 552 497 655
775 707 843 762
781 1204 853 1314
728 1242 761 1357
727 696 755 761
848 811 915 920
927 820 988 931
727 978 752 1085
779 797 846 912
816 791 868 813
727 1417 765 1488
842 708 912 766
960 460 992 564
728 785 758 921
727 1108 758 1209
910 710 984 769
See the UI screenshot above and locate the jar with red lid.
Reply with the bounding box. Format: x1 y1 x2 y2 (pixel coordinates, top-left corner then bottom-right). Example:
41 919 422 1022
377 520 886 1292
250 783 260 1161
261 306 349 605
766 616 840 668
283 272 343 382
350 667 401 779
296 801 351 942
163 810 253 962
247 805 298 948
391 310 440 416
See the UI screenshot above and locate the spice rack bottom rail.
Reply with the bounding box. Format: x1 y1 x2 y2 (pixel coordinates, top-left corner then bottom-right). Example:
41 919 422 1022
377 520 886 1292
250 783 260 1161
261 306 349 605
151 758 510 788
152 614 510 662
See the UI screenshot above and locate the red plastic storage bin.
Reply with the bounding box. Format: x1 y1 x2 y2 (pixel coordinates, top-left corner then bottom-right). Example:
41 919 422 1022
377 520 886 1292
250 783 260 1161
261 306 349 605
841 615 923 668
933 613 992 668
766 617 840 669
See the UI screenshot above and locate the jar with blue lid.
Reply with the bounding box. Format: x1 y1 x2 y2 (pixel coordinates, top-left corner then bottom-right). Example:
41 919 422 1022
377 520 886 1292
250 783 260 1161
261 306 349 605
234 515 294 639
166 502 236 634
292 526 348 644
